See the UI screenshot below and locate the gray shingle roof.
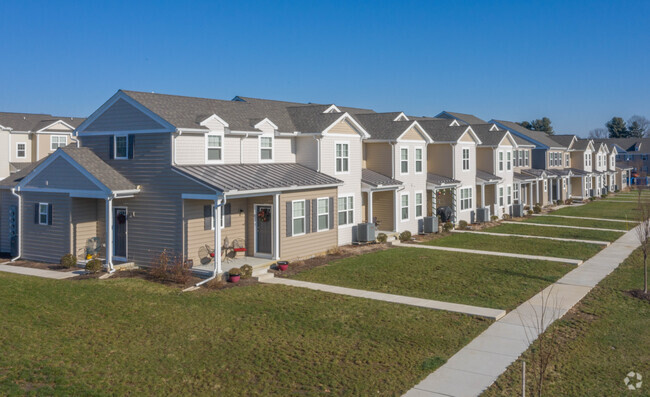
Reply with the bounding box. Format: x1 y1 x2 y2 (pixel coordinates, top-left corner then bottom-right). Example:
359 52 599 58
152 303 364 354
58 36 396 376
551 135 577 148
418 120 470 142
9 162 32 173
353 113 416 140
573 139 592 151
568 168 590 176
0 112 84 132
60 146 137 192
492 120 565 149
361 169 402 187
437 111 486 125
173 163 343 193
471 124 508 146
476 170 501 184
0 160 44 188
591 138 650 153
427 173 460 186
513 135 535 147
513 172 537 182
521 168 551 178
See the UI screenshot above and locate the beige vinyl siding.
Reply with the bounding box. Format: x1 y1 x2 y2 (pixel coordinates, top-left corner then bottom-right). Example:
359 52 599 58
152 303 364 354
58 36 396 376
44 121 73 132
280 188 337 260
513 148 532 172
364 142 392 177
223 136 241 164
401 126 426 141
427 144 453 177
361 192 368 223
71 198 100 259
80 133 215 266
21 192 70 263
372 190 394 231
296 136 318 170
459 131 475 143
0 190 17 253
241 137 259 163
274 137 296 163
10 133 32 163
85 98 166 132
328 119 360 135
37 133 77 160
25 157 100 191
96 199 106 249
476 147 494 173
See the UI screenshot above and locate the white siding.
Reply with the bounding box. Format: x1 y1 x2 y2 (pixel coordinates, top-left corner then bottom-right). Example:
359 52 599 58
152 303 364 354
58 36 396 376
453 141 477 223
393 142 427 233
296 136 318 170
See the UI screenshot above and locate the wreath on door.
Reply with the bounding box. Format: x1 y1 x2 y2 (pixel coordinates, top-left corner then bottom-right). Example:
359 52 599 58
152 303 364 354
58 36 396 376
257 208 271 222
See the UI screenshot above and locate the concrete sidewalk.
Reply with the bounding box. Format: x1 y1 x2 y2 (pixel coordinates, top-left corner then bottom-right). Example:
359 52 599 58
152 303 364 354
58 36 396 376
451 229 610 246
501 220 623 232
404 225 640 397
260 277 506 320
531 214 633 223
0 263 83 279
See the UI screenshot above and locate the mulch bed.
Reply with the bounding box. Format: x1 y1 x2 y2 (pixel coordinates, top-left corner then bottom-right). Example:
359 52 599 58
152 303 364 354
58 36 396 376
4 260 76 272
625 289 650 302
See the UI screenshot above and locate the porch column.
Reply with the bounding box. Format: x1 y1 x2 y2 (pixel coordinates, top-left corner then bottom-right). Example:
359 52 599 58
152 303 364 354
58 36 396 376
393 190 398 231
214 199 222 274
368 191 374 224
273 193 280 260
493 183 499 217
432 189 437 215
105 197 114 272
535 179 540 204
556 178 561 201
480 184 485 208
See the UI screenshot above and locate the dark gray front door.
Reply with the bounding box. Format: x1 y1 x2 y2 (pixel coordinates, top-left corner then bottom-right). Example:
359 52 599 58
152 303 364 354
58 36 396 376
256 205 272 255
114 208 127 258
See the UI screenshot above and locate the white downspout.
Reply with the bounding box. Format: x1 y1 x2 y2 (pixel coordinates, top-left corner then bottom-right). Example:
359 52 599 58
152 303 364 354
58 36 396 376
273 193 280 260
10 188 21 262
390 142 395 178
313 136 321 172
196 194 226 286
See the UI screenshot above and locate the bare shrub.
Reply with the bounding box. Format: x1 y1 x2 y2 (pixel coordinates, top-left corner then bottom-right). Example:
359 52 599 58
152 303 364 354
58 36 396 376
149 250 191 284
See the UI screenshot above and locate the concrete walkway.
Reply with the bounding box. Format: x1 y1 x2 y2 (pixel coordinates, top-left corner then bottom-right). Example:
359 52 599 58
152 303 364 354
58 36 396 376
260 277 506 320
404 225 640 397
451 229 610 246
531 214 632 223
0 263 83 279
501 220 623 232
399 242 583 265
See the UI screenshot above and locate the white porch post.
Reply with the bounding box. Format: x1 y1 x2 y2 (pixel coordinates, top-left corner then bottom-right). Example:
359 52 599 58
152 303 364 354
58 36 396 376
493 183 499 217
480 184 485 208
273 193 280 260
393 190 398 232
214 199 222 274
556 178 561 201
535 179 540 204
105 197 114 272
368 191 374 224
432 189 437 215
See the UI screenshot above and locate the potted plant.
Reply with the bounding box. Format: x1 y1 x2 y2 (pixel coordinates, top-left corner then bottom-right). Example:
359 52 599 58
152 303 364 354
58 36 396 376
228 267 242 283
277 261 289 271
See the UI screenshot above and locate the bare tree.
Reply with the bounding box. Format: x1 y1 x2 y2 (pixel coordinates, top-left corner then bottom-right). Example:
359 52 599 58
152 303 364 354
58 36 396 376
635 190 650 293
588 127 608 139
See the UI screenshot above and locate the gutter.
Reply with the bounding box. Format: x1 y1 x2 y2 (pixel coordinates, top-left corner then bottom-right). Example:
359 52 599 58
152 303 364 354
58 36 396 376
313 135 321 172
10 188 21 262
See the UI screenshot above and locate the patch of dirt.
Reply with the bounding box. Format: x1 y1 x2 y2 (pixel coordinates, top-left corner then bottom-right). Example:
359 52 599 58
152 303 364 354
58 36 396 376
4 260 74 272
625 289 650 302
202 276 259 290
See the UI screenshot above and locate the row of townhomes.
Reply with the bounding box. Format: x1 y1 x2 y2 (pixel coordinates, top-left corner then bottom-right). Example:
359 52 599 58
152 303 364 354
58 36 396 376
0 90 633 278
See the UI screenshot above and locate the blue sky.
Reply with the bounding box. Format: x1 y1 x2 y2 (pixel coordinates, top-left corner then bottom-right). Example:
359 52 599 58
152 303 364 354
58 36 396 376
1 0 648 136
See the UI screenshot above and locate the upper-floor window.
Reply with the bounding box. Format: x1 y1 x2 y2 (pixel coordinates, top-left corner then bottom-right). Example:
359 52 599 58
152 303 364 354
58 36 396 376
513 150 519 167
338 195 354 226
207 134 222 162
462 148 470 171
292 200 306 236
460 187 472 210
16 143 26 158
336 143 349 173
400 193 409 220
506 151 512 171
50 135 68 151
565 153 570 167
513 184 520 202
400 148 409 174
610 156 615 168
415 148 423 173
524 150 529 167
498 151 504 171
114 135 128 159
260 136 273 161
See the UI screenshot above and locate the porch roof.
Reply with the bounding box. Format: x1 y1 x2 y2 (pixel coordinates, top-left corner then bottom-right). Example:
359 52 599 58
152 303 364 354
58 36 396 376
427 172 460 187
476 169 501 184
173 163 343 194
547 168 572 177
361 168 402 188
520 168 554 179
513 172 537 182
567 168 591 176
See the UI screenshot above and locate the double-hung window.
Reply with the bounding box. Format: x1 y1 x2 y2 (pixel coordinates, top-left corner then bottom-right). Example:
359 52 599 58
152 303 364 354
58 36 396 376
260 136 273 161
513 150 519 167
317 198 329 231
338 195 354 226
292 200 306 235
562 178 567 190
565 153 570 167
415 192 423 217
460 187 473 210
507 186 512 205
207 134 222 162
38 203 49 225
400 193 409 220
400 148 409 174
462 148 470 170
499 186 504 206
415 148 423 173
16 143 26 158
524 150 529 166
336 143 349 173
498 151 504 171
50 135 67 151
114 135 128 159
544 180 548 192
506 151 511 171
514 184 520 202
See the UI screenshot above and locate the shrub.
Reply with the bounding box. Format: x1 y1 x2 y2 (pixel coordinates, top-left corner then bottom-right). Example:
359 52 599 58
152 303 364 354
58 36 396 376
527 209 534 215
458 220 468 230
601 194 608 199
490 215 499 222
327 246 344 256
524 205 530 210
565 198 573 205
442 221 453 232
556 200 562 205
502 213 511 220
85 259 103 273
533 205 542 214
228 267 242 276
399 230 412 242
170 260 191 284
589 196 595 201
149 250 191 284
60 253 77 269
240 264 253 279
376 233 388 243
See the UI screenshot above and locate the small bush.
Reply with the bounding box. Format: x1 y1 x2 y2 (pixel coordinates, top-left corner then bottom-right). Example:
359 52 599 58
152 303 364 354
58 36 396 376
524 205 530 210
442 221 453 232
502 213 511 220
527 209 534 215
228 267 242 276
327 246 344 256
240 264 253 279
60 253 77 269
556 200 562 205
565 198 573 205
85 259 103 273
376 233 388 243
601 194 608 199
490 215 499 222
589 196 595 201
399 230 412 242
149 249 191 284
205 277 226 289
533 205 542 214
458 220 468 230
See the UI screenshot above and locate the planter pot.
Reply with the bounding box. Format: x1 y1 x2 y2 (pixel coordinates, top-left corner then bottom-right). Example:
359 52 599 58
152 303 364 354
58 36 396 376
229 275 240 283
277 261 289 271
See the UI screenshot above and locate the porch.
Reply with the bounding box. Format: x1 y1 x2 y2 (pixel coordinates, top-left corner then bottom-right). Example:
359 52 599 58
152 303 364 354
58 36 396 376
427 173 459 223
191 255 274 276
361 169 403 233
476 170 501 218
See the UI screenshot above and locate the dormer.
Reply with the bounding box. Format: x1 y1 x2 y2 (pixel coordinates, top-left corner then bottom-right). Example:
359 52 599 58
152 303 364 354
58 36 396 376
323 105 341 114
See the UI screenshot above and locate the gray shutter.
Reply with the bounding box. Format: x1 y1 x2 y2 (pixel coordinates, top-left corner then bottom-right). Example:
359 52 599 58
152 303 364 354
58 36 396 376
34 203 39 224
224 203 231 227
48 204 53 225
127 135 135 159
312 199 318 232
329 197 334 229
204 205 212 230
108 136 114 159
286 201 292 237
304 200 310 234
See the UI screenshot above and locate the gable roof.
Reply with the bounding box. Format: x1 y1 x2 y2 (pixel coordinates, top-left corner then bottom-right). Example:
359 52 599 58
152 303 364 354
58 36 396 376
352 113 427 141
490 119 565 149
0 112 84 132
436 111 486 125
470 124 515 147
551 134 577 148
361 169 402 188
418 120 478 143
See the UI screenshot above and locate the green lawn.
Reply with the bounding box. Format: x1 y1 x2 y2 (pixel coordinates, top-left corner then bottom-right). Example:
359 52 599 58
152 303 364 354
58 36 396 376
483 248 650 396
521 215 633 231
484 223 625 242
551 200 640 220
0 274 490 396
424 233 603 260
292 247 573 310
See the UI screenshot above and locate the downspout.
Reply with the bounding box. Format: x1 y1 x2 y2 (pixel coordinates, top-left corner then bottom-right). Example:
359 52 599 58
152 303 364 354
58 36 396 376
390 142 395 178
196 194 227 286
10 188 21 262
313 136 321 172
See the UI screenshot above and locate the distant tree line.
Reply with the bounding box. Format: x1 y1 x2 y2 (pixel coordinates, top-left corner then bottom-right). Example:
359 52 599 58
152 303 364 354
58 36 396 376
518 117 554 135
588 115 650 139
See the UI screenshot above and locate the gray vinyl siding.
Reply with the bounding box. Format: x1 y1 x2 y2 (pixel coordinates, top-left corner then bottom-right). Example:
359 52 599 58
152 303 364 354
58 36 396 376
80 133 216 266
22 192 70 263
85 98 166 132
25 157 100 191
532 149 547 169
0 190 17 253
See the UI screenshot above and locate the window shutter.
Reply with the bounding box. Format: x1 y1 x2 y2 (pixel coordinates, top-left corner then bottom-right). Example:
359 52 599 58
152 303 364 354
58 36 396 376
48 204 53 225
108 136 114 159
286 202 292 237
304 200 310 234
312 199 318 233
329 197 334 229
224 203 231 227
34 203 39 224
204 205 212 230
127 135 135 159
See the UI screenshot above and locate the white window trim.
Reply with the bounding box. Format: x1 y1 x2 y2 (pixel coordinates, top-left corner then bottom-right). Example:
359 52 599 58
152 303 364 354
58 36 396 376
258 135 274 163
524 150 530 167
38 202 49 225
498 151 504 172
460 186 473 211
498 186 504 207
415 148 424 174
16 142 26 159
337 194 355 228
114 134 129 160
399 147 409 175
400 192 410 221
50 135 68 151
506 151 512 171
462 147 470 171
507 185 512 205
335 141 350 174
543 180 548 192
291 199 306 236
205 132 224 164
210 204 225 230
415 191 424 218
316 197 329 232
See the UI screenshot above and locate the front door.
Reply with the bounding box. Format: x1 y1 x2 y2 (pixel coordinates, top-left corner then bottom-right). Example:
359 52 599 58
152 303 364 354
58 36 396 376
255 205 272 255
113 208 127 259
